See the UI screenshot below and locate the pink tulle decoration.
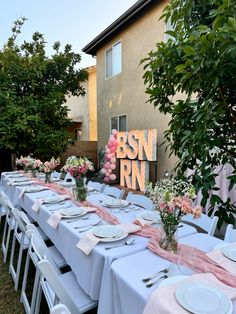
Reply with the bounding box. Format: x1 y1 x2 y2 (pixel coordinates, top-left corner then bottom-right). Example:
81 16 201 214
110 174 116 181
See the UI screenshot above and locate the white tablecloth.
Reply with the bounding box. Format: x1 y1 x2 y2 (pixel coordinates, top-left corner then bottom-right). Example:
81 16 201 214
110 233 236 314
1 172 197 309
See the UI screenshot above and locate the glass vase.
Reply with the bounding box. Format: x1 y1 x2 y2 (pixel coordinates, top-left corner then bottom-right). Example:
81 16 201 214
45 172 51 183
73 177 87 202
159 223 179 254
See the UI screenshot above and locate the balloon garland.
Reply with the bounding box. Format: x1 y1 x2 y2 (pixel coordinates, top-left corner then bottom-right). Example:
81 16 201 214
100 129 118 183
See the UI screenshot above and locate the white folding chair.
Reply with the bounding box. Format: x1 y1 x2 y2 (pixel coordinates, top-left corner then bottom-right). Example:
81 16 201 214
21 225 66 314
224 224 236 242
29 233 97 314
50 304 71 314
64 173 75 184
126 192 155 210
87 180 105 192
181 213 218 235
103 185 125 199
0 191 17 263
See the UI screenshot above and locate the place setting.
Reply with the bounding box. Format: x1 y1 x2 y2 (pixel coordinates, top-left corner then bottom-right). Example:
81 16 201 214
76 223 141 255
47 205 97 229
134 211 161 226
18 185 50 199
31 194 70 212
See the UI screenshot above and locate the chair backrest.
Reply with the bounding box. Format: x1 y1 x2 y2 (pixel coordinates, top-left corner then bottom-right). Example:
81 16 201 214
51 171 62 179
224 224 236 242
26 227 60 272
0 190 15 211
181 213 218 235
64 173 75 184
126 192 155 210
11 207 27 233
38 260 81 314
103 185 125 199
87 181 105 192
50 304 71 314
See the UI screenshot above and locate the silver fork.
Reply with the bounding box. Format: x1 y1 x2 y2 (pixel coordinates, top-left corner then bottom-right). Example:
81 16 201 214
142 268 169 283
146 274 169 288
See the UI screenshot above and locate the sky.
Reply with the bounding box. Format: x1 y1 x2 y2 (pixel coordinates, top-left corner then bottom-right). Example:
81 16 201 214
0 0 138 68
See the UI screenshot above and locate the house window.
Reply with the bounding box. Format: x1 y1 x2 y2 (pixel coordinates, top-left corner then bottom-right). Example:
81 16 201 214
105 41 122 79
110 114 127 132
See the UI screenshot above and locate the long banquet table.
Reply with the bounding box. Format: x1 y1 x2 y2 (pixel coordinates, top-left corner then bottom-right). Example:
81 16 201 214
110 233 236 314
1 172 198 313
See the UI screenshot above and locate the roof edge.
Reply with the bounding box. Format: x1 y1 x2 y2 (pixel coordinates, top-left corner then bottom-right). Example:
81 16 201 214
82 0 155 55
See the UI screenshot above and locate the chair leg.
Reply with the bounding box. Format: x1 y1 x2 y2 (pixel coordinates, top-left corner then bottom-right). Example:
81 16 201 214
9 233 17 279
3 223 12 263
32 270 42 314
21 252 31 314
1 215 8 255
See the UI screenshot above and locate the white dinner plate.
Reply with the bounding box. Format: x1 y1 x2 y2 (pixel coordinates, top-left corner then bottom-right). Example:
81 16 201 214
87 186 96 192
12 177 29 182
24 186 48 193
8 174 25 178
159 275 188 288
92 225 124 238
58 181 74 187
59 207 86 217
14 181 33 186
138 211 161 223
102 199 129 208
42 195 65 204
222 244 236 262
175 281 232 314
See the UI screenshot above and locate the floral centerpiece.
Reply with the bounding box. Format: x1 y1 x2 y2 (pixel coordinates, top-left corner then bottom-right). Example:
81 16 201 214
16 156 42 176
145 178 202 253
40 157 60 183
61 156 94 201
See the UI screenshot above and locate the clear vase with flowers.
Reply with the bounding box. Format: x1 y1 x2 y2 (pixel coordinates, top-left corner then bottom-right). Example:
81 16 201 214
61 156 94 202
145 177 202 253
40 157 60 183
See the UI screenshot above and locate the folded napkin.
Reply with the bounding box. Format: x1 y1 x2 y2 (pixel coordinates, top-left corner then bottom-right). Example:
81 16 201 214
207 246 236 275
47 206 96 229
133 217 154 227
143 273 236 314
31 195 68 212
76 223 141 255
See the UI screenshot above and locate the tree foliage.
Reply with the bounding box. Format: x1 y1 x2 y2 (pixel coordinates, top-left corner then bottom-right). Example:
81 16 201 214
0 18 88 160
142 0 236 229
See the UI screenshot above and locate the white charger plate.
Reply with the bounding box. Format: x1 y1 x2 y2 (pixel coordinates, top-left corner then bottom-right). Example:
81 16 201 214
42 195 65 204
222 244 236 262
14 181 33 186
59 207 86 217
102 199 129 208
138 211 161 223
12 177 29 182
24 186 48 193
175 281 232 314
92 225 124 238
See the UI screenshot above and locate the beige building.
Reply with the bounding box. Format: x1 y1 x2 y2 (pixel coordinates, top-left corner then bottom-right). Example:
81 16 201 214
66 65 97 141
83 0 179 180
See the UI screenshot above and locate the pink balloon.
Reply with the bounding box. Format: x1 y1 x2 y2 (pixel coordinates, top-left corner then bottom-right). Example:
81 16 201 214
100 168 106 175
106 172 110 177
104 176 110 183
106 148 111 154
112 129 117 136
106 154 112 160
109 135 115 142
110 146 116 153
110 157 116 164
110 174 116 181
104 163 110 170
108 169 112 174
108 142 113 148
110 164 116 170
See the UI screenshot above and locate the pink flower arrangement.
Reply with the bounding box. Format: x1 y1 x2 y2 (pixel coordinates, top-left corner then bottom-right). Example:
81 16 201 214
16 156 42 171
40 157 60 174
100 129 118 183
61 156 94 179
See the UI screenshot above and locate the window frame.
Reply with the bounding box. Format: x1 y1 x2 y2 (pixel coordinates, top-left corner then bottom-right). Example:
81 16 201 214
105 40 122 80
110 114 127 133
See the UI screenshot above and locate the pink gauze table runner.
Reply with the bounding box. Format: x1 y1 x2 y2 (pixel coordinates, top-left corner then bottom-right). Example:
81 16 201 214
148 235 236 288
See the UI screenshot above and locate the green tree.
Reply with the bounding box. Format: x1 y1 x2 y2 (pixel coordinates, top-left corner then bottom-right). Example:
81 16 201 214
143 0 236 229
0 18 88 161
